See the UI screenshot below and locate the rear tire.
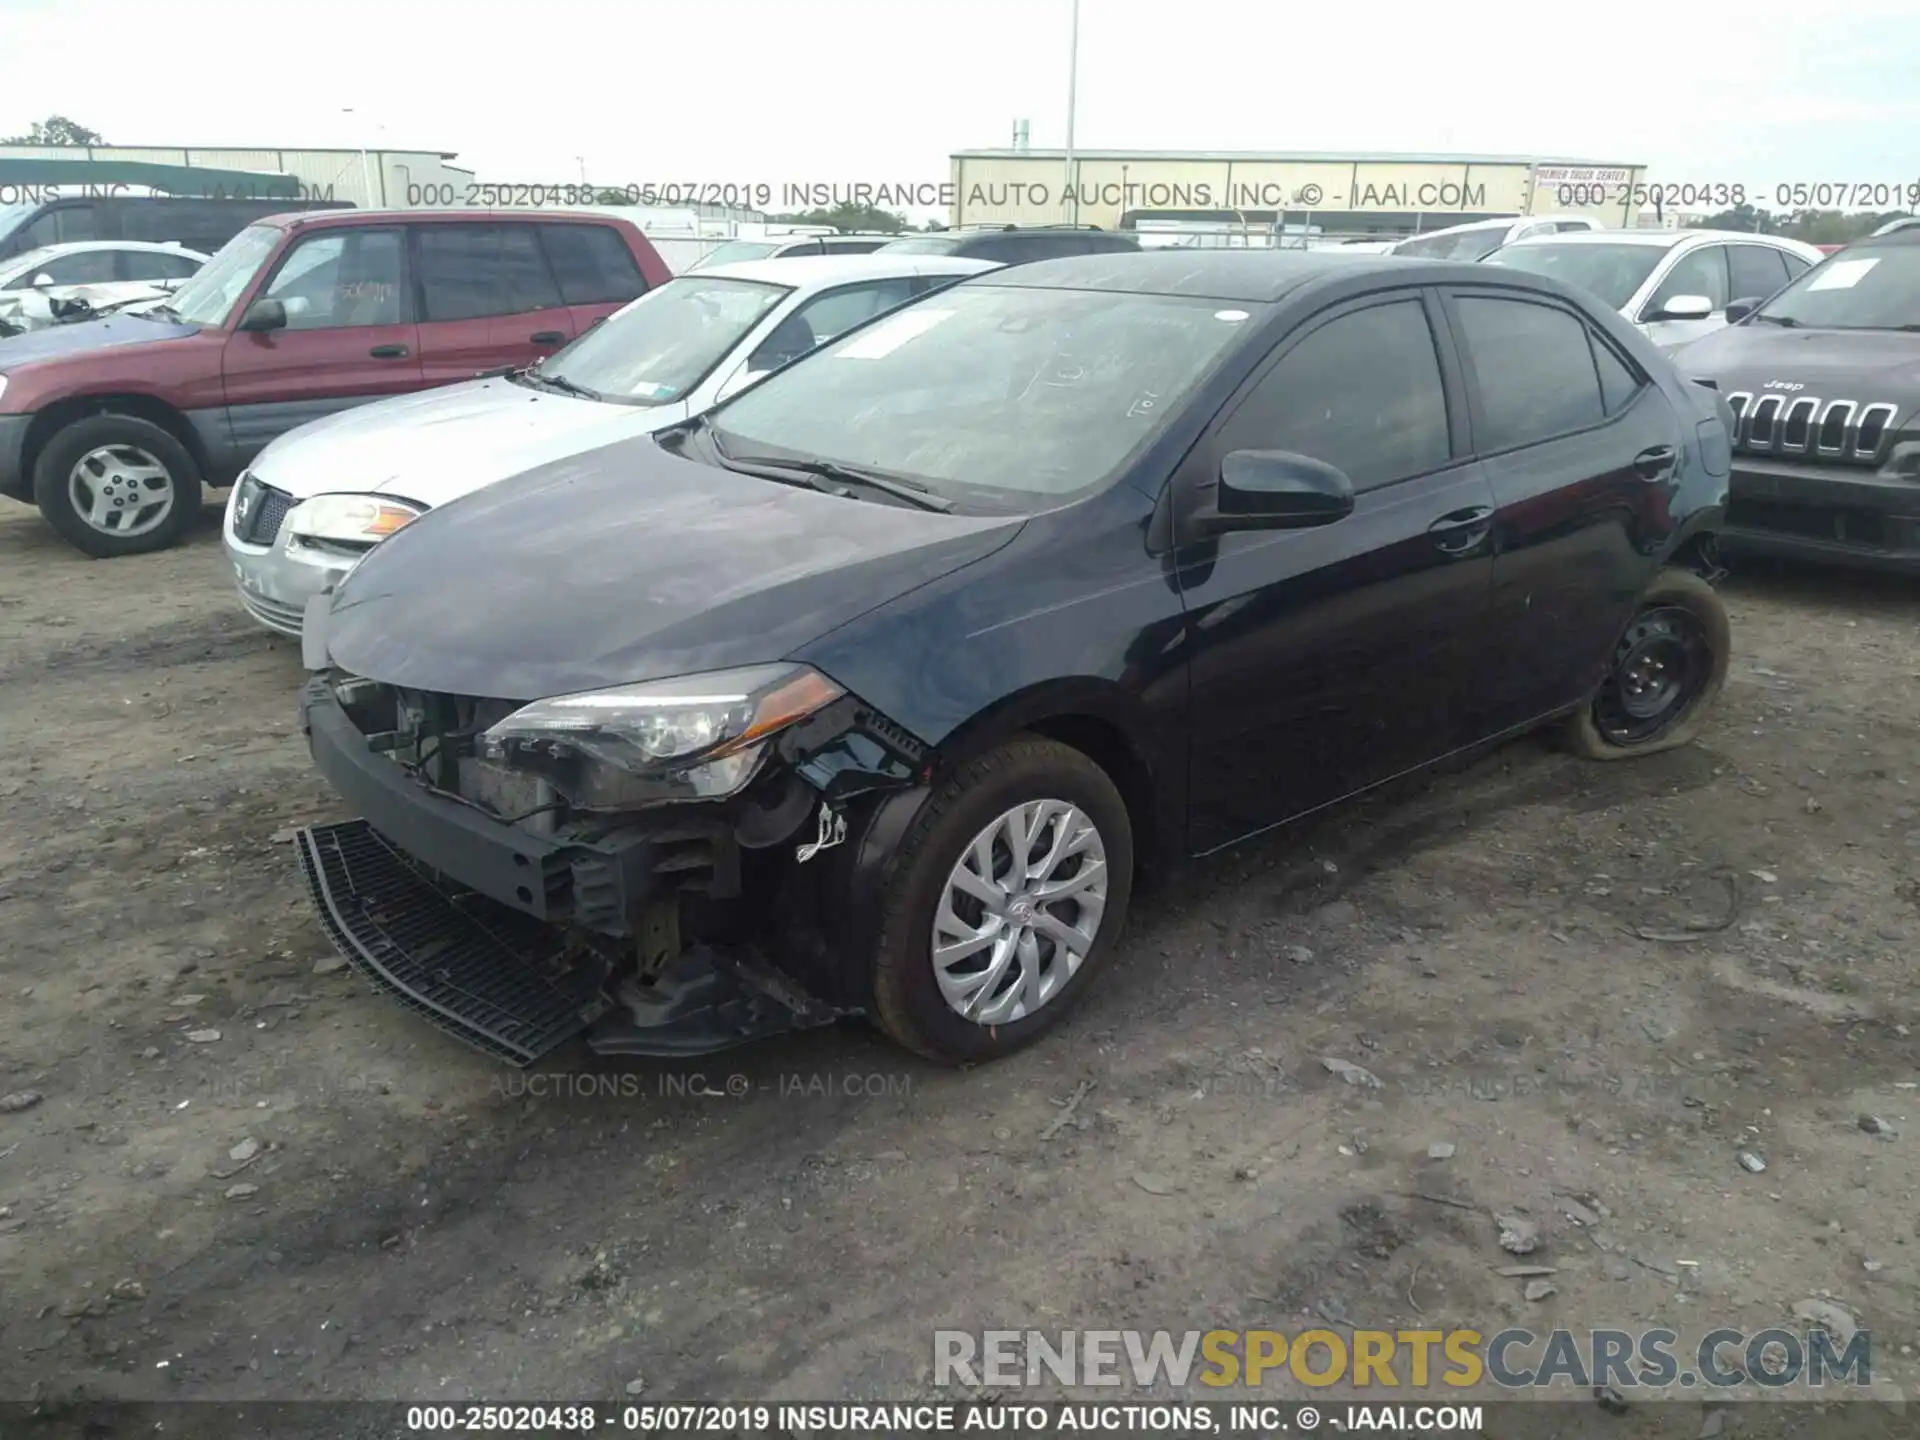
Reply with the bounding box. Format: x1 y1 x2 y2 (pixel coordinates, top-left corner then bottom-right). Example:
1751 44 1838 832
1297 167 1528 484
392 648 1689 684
869 736 1134 1065
1562 568 1730 761
33 413 203 558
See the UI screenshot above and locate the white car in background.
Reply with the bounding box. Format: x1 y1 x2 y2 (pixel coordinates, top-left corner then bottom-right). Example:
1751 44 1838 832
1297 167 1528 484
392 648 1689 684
1482 228 1826 350
1389 214 1602 260
224 252 1001 634
0 241 208 334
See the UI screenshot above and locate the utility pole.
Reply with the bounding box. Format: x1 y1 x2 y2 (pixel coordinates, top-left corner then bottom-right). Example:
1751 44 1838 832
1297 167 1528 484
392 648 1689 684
1063 0 1080 223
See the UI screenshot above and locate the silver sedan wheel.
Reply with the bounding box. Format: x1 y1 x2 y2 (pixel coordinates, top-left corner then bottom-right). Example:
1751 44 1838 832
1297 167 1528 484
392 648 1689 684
68 445 175 538
931 798 1109 1026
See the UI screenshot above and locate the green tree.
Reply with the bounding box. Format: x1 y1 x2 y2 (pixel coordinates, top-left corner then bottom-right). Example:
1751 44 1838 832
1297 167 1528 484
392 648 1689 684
768 201 908 234
1776 209 1905 245
1 115 106 146
1697 203 1778 234
595 187 633 205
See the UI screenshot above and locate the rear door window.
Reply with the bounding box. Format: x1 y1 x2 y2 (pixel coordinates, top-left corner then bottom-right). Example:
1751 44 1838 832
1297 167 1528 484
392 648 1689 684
538 224 647 304
119 248 203 282
415 224 564 320
1453 294 1609 451
1728 243 1791 299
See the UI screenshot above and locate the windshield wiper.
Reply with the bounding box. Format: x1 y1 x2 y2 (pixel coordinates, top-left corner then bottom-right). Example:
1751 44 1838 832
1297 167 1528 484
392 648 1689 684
719 449 953 512
1749 313 1798 327
522 368 601 401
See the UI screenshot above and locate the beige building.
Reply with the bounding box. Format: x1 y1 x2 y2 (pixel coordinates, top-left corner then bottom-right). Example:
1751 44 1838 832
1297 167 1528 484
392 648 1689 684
947 149 1649 237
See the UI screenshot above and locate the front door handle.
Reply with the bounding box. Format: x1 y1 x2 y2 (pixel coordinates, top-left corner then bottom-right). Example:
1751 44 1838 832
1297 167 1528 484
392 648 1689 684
529 330 566 345
368 344 410 359
1633 444 1678 479
1427 504 1494 555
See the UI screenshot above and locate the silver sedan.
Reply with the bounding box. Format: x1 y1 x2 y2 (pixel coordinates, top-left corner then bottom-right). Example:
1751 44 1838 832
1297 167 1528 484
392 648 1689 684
224 253 999 634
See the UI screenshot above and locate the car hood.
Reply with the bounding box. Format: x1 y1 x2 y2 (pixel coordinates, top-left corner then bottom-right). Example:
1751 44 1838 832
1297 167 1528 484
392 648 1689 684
251 376 687 507
1675 323 1920 401
0 312 202 365
322 433 1024 700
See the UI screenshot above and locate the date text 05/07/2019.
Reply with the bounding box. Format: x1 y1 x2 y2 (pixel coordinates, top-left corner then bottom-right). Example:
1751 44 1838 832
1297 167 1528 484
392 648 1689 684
1555 180 1920 210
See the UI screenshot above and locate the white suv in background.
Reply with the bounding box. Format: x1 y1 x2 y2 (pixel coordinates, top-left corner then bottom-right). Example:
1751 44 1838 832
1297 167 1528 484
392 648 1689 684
1483 228 1826 350
1390 214 1601 260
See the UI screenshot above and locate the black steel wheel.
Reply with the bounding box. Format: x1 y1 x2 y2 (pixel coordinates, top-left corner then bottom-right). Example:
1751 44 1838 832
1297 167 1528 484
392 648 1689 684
1563 568 1731 761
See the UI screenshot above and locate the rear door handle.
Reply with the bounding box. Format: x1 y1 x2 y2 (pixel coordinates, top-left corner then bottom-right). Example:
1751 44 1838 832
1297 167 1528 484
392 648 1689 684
1633 444 1678 479
1427 504 1494 554
529 330 566 345
368 344 410 359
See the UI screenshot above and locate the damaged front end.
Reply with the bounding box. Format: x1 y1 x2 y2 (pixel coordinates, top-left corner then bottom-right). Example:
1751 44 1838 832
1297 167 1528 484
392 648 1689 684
295 664 931 1065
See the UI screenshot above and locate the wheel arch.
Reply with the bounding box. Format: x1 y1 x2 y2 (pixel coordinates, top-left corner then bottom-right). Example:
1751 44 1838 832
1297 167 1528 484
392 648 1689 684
930 678 1181 870
23 394 214 491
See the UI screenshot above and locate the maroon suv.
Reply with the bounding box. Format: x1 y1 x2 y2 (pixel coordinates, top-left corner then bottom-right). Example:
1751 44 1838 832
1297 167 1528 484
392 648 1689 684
0 209 670 556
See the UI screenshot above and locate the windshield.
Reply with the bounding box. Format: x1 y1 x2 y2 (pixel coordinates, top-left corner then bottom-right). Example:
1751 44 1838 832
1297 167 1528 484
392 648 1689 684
1394 227 1505 261
166 224 283 326
689 240 781 270
1754 244 1920 330
877 236 964 255
1481 241 1670 311
709 284 1256 509
540 276 790 403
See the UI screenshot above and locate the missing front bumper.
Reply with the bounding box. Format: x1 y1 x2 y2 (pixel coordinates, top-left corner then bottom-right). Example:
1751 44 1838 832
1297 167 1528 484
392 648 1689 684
296 820 848 1067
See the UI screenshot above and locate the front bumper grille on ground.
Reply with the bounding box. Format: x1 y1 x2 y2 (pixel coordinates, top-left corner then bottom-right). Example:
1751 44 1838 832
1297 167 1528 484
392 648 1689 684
297 820 612 1065
296 817 849 1065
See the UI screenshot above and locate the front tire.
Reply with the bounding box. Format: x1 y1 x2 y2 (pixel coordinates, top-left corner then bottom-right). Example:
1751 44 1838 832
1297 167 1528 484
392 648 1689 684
1562 567 1730 761
32 414 204 557
869 736 1134 1065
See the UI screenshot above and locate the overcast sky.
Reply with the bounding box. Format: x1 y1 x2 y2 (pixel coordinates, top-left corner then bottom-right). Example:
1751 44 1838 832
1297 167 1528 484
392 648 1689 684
6 0 1918 198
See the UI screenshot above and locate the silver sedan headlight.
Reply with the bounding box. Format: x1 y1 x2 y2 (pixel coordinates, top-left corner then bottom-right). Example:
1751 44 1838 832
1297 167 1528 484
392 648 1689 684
285 493 424 545
481 663 846 808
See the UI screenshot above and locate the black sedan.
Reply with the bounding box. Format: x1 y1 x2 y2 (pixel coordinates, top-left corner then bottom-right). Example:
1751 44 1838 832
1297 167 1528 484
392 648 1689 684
295 250 1734 1068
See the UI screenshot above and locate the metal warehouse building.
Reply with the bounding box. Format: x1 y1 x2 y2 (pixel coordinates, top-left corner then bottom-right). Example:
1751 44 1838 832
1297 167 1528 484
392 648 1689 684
0 144 477 208
947 149 1648 237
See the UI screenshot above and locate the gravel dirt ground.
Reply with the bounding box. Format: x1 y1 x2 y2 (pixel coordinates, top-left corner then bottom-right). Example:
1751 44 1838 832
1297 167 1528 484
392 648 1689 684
1 501 1916 1435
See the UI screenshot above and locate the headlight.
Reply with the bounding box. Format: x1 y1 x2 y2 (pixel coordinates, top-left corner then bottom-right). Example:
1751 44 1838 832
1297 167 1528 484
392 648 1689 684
285 493 424 544
481 663 846 806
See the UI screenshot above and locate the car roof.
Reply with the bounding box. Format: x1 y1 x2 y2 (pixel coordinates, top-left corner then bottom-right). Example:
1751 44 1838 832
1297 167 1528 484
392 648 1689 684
980 249 1504 302
681 254 1003 288
1501 227 1823 256
260 208 623 231
3 239 206 257
1408 216 1530 237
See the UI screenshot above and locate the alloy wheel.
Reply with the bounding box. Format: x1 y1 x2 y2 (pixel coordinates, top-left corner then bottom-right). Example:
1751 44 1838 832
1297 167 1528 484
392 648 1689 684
68 445 175 538
931 798 1109 1026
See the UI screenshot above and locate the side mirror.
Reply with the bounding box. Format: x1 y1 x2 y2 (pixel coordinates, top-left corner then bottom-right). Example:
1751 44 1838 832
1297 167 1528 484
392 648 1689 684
1648 293 1714 322
30 273 55 289
238 297 288 333
1724 296 1764 324
1190 450 1355 537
